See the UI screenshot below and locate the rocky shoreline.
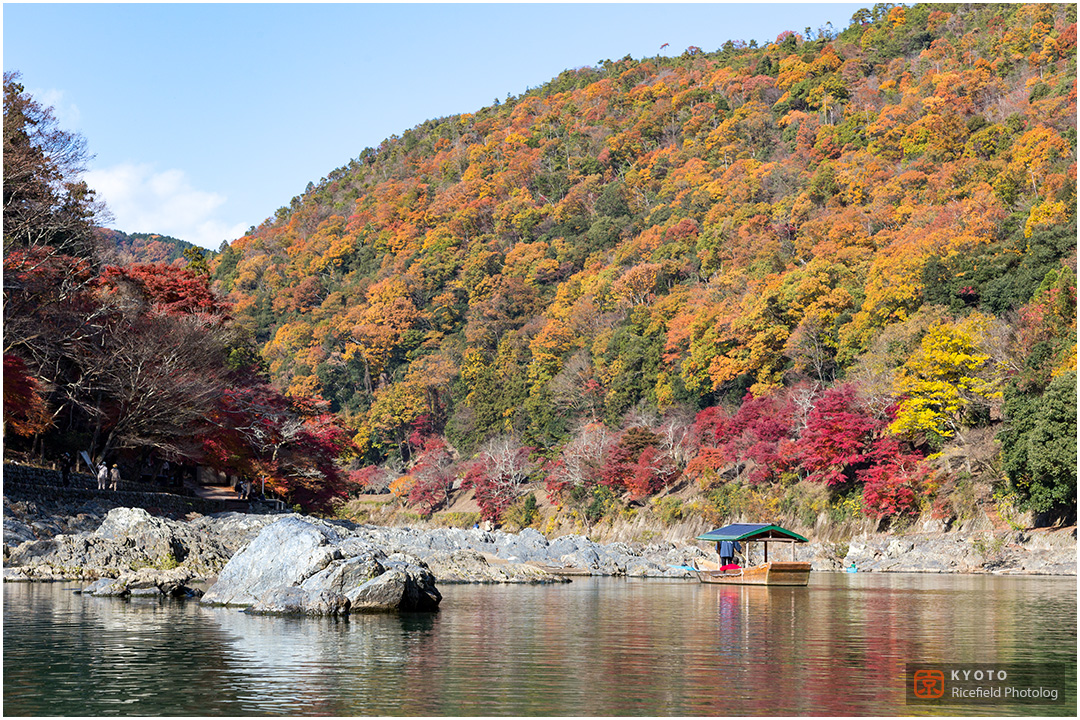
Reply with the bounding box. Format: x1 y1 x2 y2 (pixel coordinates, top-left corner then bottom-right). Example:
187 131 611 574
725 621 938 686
3 495 1075 614
2 505 711 589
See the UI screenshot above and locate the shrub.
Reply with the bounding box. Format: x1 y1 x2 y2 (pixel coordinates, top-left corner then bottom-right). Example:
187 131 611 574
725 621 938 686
828 488 865 523
860 457 933 518
654 496 684 525
796 384 883 485
599 426 661 490
571 484 617 526
625 446 678 497
389 474 416 499
502 492 540 530
684 447 728 487
779 480 832 528
430 512 482 528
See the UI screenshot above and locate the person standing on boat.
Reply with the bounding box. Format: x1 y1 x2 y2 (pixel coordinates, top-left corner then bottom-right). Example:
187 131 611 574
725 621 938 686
719 540 741 567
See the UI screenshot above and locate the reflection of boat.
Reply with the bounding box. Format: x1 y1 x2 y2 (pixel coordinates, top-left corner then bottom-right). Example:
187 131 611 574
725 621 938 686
694 523 812 586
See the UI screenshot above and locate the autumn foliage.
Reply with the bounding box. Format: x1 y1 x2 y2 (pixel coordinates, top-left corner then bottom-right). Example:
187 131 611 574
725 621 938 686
4 73 356 511
207 3 1075 522
7 6 1077 522
3 354 52 437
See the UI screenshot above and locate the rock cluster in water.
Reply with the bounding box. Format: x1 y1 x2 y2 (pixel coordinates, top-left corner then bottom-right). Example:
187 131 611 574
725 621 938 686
4 495 114 548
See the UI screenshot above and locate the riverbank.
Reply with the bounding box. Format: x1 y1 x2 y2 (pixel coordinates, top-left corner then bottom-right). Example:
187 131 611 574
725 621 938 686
3 490 1075 592
2 504 711 587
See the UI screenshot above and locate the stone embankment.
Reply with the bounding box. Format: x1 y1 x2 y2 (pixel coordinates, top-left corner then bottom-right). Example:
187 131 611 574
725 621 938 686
3 462 233 531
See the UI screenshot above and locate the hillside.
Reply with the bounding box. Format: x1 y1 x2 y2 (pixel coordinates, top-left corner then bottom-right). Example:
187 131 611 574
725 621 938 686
206 3 1076 533
96 228 215 266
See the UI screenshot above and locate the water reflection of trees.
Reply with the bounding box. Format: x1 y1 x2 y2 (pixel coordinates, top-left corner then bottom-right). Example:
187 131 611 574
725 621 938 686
389 576 1076 716
5 576 1075 716
5 584 248 715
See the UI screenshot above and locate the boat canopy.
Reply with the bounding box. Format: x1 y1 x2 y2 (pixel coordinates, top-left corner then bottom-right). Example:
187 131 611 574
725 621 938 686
696 523 808 543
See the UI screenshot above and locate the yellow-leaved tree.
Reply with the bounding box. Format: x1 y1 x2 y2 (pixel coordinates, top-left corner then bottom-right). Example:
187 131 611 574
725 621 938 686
889 313 1003 444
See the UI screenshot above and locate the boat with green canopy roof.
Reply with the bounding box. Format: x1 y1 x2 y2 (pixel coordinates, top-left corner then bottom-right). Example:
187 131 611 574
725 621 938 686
693 523 812 586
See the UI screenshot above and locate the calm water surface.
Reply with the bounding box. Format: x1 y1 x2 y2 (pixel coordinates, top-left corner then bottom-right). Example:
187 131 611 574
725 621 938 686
3 573 1076 716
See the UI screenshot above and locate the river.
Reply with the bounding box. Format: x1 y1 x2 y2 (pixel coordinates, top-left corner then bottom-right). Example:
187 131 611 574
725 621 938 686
3 573 1075 716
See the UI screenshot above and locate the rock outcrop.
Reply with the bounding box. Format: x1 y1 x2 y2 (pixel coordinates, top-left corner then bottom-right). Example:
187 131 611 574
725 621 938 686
4 495 112 555
349 525 710 580
200 517 441 614
4 507 233 581
840 526 1078 575
78 566 204 598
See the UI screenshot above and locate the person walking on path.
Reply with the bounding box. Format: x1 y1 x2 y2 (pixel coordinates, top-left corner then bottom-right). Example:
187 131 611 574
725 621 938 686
97 462 109 490
109 464 120 491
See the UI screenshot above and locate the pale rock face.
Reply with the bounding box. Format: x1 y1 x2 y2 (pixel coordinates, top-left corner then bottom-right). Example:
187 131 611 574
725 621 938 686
7 506 232 584
202 517 441 615
200 517 342 606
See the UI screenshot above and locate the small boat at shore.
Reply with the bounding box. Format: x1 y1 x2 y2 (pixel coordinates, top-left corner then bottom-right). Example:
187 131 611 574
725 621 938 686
693 523 812 586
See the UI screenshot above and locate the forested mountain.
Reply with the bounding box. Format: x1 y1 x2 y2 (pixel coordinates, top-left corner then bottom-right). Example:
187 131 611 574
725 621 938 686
5 3 1076 529
97 228 215 267
206 2 1076 526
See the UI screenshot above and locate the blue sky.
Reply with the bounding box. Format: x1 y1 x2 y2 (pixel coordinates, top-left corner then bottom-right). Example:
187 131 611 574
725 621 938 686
4 2 869 249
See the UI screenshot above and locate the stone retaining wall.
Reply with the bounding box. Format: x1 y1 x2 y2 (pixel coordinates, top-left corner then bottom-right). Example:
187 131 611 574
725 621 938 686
3 463 229 516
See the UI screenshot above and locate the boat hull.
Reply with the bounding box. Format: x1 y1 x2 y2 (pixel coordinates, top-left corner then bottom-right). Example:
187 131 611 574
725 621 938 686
696 561 811 586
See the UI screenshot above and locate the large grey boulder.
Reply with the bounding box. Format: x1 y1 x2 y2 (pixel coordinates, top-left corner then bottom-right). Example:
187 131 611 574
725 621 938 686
201 517 441 615
347 556 441 612
200 517 343 606
187 512 282 554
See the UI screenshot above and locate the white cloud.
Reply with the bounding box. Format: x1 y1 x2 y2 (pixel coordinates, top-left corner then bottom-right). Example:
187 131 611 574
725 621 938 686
33 88 82 130
84 163 248 249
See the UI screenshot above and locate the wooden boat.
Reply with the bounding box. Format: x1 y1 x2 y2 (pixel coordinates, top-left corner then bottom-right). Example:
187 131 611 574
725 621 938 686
694 559 812 586
694 523 812 586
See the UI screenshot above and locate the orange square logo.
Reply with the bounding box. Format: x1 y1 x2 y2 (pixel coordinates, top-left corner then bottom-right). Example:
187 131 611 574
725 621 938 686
913 669 945 699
